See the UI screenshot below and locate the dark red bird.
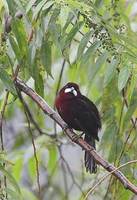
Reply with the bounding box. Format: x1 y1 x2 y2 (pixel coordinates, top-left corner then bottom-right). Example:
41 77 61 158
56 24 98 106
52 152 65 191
55 82 101 173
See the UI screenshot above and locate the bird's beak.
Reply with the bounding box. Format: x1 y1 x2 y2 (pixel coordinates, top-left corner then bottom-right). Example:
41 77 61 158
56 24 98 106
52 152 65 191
64 87 77 96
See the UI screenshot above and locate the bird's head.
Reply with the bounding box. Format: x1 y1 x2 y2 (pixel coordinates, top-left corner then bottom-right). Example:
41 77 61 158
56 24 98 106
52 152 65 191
59 82 81 98
56 82 81 104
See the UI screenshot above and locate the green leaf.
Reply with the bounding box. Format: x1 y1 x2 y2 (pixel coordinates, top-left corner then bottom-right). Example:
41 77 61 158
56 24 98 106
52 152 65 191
80 41 101 67
49 23 61 53
62 21 83 49
12 156 23 182
8 35 21 63
48 146 57 173
0 69 16 94
95 0 103 8
12 19 28 56
29 43 36 65
40 40 52 76
104 59 118 86
5 188 23 200
34 72 44 97
28 157 36 181
62 12 74 33
26 0 37 13
77 30 92 60
0 163 21 194
118 67 130 91
90 52 108 80
124 88 137 127
32 0 47 20
5 0 15 15
21 188 38 200
49 7 60 25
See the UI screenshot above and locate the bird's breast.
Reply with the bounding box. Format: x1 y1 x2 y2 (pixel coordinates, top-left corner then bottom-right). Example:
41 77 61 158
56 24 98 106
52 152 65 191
56 98 81 130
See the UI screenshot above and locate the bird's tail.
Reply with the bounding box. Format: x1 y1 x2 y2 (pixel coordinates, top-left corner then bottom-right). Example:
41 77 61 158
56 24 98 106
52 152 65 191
84 134 97 173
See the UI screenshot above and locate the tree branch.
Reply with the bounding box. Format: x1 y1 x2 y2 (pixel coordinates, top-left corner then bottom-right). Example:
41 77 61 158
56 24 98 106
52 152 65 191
14 78 137 195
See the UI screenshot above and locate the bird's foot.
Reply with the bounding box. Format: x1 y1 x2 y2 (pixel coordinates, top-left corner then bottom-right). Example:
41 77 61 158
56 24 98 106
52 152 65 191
72 132 84 142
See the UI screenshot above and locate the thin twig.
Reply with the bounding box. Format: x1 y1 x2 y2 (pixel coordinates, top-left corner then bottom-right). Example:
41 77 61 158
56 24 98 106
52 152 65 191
15 88 41 198
18 97 46 136
14 78 137 195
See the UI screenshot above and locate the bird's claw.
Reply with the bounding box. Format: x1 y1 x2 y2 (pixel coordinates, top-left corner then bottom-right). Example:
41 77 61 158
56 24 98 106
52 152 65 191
72 133 84 142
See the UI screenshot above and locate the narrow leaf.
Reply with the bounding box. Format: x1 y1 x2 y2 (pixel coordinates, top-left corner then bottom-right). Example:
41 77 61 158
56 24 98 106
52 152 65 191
124 88 137 127
0 163 20 194
41 40 52 76
34 73 44 97
62 12 74 33
48 147 57 173
80 41 101 67
0 69 16 94
104 59 118 86
90 52 108 80
8 35 21 62
26 0 37 13
12 19 28 56
118 67 130 91
32 0 47 20
48 23 61 51
63 21 83 49
48 7 60 25
77 30 92 60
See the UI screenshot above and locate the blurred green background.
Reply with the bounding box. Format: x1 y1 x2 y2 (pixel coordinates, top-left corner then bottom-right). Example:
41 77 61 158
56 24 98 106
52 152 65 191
0 0 137 199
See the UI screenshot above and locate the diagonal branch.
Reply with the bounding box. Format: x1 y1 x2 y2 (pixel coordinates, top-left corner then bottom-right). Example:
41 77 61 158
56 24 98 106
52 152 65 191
14 78 137 195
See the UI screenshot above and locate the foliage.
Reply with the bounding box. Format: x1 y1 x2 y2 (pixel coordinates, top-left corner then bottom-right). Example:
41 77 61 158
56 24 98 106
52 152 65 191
0 0 137 199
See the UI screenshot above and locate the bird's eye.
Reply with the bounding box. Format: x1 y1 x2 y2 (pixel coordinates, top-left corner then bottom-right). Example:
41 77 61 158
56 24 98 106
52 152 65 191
64 87 77 96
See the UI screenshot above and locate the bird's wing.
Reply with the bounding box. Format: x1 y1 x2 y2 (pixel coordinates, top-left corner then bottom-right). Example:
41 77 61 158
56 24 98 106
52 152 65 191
71 96 101 140
81 95 101 129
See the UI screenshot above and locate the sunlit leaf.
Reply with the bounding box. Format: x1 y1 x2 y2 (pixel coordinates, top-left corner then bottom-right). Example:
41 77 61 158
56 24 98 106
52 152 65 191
48 146 57 173
12 156 23 182
28 157 36 181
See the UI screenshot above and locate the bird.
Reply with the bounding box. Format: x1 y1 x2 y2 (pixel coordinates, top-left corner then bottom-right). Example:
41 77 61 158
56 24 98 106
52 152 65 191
55 82 101 173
